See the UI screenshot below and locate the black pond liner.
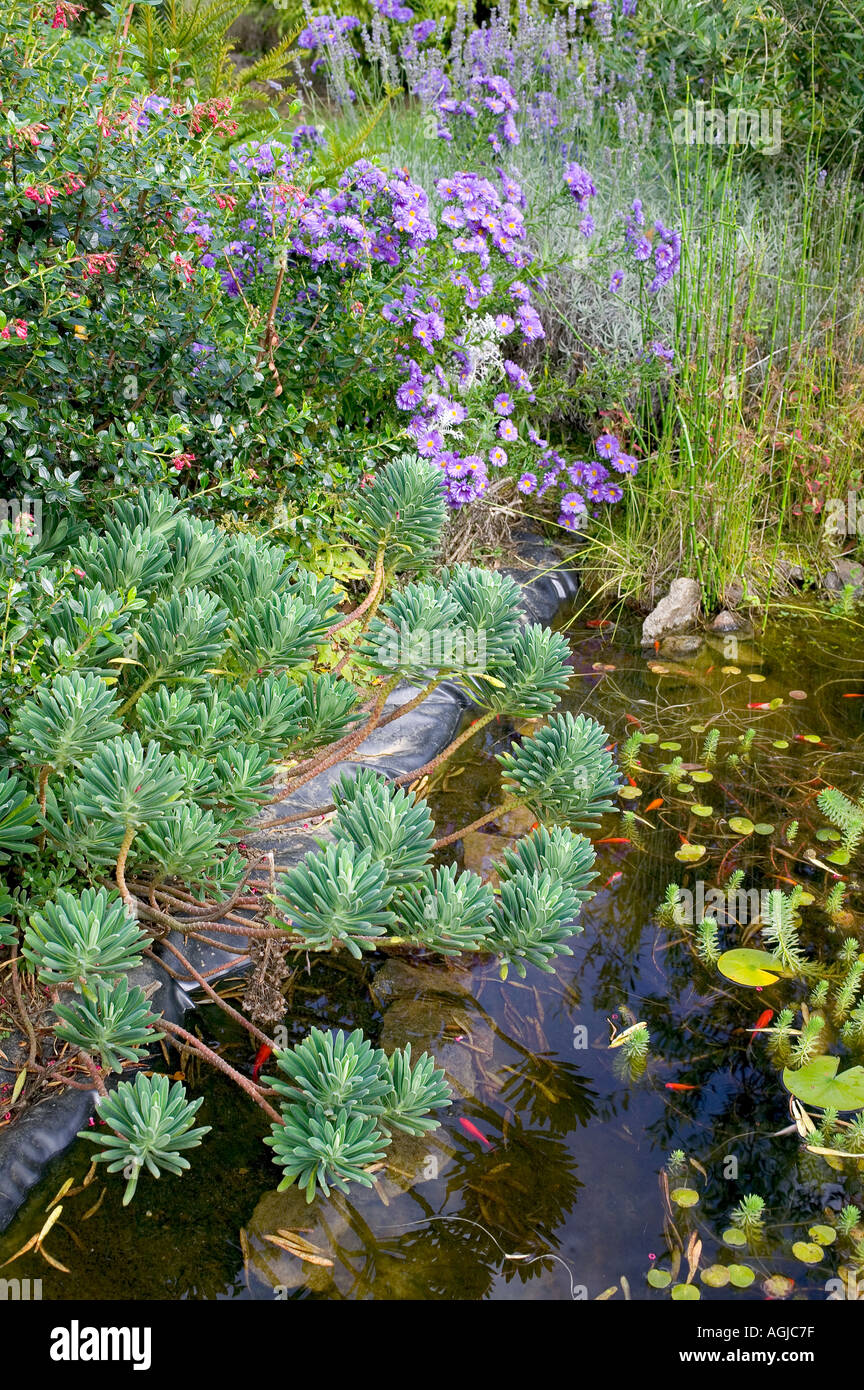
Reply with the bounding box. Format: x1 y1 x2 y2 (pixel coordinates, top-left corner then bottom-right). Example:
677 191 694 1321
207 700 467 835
0 531 578 1233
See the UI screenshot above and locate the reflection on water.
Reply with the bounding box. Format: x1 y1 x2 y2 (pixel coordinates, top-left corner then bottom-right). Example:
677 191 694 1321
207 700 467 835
2 600 863 1299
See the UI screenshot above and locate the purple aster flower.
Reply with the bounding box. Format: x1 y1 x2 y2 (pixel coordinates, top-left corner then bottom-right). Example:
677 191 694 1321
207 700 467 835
600 482 624 502
609 269 624 293
413 311 445 350
560 491 587 516
495 314 515 335
517 472 537 494
563 162 597 211
499 419 519 441
650 339 675 363
595 433 620 459
494 392 515 416
633 237 652 262
610 452 638 476
417 428 444 457
396 379 424 410
489 446 508 467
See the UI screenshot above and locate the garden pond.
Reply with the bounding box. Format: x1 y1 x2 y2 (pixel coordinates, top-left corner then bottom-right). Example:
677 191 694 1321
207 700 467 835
2 599 862 1301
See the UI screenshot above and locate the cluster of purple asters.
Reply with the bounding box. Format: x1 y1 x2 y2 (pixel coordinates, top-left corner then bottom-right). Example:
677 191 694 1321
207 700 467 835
515 430 637 529
563 161 598 238
434 72 521 151
435 169 533 277
198 150 436 294
621 198 682 293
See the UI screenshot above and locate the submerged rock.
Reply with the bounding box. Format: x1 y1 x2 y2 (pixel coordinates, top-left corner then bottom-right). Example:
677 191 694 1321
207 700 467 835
658 633 703 658
641 577 701 643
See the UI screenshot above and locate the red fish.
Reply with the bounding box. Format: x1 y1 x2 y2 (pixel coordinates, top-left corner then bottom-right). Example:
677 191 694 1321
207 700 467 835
604 871 623 887
252 1043 273 1082
665 1082 699 1091
842 693 864 698
596 837 631 845
459 1117 493 1148
624 713 642 726
752 1009 774 1033
586 618 610 628
747 702 771 710
645 798 664 812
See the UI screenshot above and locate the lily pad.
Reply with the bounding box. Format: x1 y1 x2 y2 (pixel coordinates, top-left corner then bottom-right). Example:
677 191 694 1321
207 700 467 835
617 786 642 800
689 804 714 817
690 770 714 784
747 673 766 683
815 827 843 843
753 822 775 835
791 1241 823 1265
722 665 741 674
659 741 682 750
640 732 659 744
808 1224 836 1246
677 782 694 793
728 1264 755 1288
722 1228 748 1248
701 1264 730 1288
772 739 790 749
671 1283 701 1300
717 948 783 987
762 1274 794 1299
782 1055 864 1112
646 1269 672 1288
670 1187 699 1208
728 816 754 835
675 843 705 864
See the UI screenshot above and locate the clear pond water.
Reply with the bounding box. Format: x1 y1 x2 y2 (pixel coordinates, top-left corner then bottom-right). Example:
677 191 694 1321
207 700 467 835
2 600 863 1300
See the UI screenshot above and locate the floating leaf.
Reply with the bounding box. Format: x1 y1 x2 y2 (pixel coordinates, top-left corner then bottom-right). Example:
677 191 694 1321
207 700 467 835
815 827 843 843
677 782 694 793
690 770 714 784
671 1187 699 1208
617 786 642 800
722 666 741 675
762 1274 794 1299
646 1268 672 1289
789 690 807 700
722 1227 748 1247
782 1055 864 1112
671 1283 701 1300
808 1224 836 1246
753 823 775 835
799 733 821 744
675 843 704 864
791 1241 823 1265
827 849 851 866
689 804 714 817
728 816 754 835
640 732 659 744
701 1264 730 1287
717 948 783 987
772 739 790 749
728 1264 755 1288
659 741 682 751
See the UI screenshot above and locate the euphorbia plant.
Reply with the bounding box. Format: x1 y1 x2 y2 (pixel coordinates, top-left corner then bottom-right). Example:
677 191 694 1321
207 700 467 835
2 454 618 1204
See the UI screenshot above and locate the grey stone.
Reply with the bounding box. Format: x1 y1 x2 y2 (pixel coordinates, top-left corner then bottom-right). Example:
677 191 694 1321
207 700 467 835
371 958 474 1007
642 578 702 643
823 559 864 594
711 609 742 633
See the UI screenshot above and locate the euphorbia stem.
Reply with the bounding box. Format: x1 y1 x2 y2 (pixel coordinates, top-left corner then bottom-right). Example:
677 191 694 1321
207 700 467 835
115 825 137 907
264 674 400 809
326 547 385 638
393 711 497 789
157 937 274 1050
160 1019 282 1124
433 800 514 850
77 1050 108 1098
